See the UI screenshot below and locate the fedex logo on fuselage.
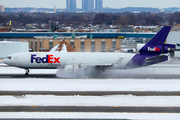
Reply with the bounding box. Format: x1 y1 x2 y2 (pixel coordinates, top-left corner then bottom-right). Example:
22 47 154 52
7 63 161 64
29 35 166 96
148 47 160 52
31 55 60 63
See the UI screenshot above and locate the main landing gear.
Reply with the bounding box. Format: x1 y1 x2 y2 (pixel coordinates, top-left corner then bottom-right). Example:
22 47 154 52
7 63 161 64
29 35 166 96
25 69 30 76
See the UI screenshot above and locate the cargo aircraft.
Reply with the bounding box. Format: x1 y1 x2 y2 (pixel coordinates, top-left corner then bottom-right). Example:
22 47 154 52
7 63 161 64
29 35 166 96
3 26 175 76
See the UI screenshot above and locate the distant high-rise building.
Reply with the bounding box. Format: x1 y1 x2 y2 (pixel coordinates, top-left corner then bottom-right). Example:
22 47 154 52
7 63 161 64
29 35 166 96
66 0 71 10
66 0 76 12
82 0 86 11
0 4 4 12
54 5 56 13
82 0 94 12
95 0 103 12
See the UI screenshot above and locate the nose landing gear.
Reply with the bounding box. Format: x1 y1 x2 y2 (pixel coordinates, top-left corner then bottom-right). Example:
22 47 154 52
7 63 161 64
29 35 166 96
25 69 30 76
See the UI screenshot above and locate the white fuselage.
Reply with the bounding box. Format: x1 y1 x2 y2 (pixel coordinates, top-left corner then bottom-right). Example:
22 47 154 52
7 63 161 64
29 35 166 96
3 52 136 69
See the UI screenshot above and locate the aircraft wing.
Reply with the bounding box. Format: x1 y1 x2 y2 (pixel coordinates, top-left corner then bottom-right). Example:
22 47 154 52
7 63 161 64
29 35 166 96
69 58 124 67
70 63 114 67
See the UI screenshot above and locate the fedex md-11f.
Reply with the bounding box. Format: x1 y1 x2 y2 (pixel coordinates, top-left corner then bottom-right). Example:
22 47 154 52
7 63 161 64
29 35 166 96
3 26 175 76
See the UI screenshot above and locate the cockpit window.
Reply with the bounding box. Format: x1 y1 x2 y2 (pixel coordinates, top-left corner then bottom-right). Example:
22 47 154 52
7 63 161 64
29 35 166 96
7 56 11 59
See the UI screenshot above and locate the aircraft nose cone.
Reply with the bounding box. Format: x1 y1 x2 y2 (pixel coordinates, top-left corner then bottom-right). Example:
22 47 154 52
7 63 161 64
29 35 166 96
3 59 8 64
3 58 10 65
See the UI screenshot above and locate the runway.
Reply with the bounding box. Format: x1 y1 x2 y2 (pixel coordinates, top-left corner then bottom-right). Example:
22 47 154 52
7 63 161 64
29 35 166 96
1 63 180 79
1 73 180 79
0 119 127 120
1 106 180 113
1 91 180 96
0 74 57 78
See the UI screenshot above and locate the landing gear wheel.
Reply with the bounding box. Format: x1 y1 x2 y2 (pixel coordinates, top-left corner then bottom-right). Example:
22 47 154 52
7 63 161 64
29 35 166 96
25 69 30 76
25 73 28 76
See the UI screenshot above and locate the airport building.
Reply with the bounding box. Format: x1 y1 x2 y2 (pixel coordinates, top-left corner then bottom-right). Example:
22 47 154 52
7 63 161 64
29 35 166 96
0 32 155 52
0 4 4 12
0 41 29 59
0 27 12 32
0 32 156 53
167 31 180 57
18 37 121 52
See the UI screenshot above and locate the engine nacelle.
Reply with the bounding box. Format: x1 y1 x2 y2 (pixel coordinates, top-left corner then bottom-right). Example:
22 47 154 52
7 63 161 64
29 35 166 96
137 44 175 54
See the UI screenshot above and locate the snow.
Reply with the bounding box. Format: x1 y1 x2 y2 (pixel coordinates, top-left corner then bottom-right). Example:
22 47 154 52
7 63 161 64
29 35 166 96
1 64 180 119
0 112 180 120
0 95 180 107
0 78 180 91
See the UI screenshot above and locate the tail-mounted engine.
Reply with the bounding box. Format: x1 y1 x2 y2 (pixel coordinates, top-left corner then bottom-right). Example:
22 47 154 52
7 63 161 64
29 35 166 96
137 44 175 54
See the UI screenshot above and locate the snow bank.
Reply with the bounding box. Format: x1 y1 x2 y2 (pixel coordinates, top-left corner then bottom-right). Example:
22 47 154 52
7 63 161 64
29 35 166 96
0 95 180 107
0 112 180 120
0 79 180 91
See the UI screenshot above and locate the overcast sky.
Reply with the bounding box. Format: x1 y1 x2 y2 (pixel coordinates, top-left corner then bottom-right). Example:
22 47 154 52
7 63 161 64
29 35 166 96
0 0 179 9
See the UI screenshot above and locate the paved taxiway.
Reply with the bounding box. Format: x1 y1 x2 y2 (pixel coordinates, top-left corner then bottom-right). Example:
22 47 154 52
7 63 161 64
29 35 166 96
1 106 180 113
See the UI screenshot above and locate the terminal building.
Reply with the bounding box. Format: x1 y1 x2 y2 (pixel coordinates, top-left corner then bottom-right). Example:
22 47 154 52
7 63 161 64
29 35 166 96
0 32 155 52
19 37 121 52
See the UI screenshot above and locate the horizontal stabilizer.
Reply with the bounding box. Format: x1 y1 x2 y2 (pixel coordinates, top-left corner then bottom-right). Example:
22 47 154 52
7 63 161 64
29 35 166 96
145 55 167 63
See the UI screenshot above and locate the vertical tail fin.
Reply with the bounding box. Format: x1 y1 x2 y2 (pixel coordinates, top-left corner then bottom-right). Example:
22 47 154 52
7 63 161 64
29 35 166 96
146 26 171 45
139 26 175 54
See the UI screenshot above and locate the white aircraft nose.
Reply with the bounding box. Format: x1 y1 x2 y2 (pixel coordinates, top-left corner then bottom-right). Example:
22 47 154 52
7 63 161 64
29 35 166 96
3 58 8 65
3 56 12 65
